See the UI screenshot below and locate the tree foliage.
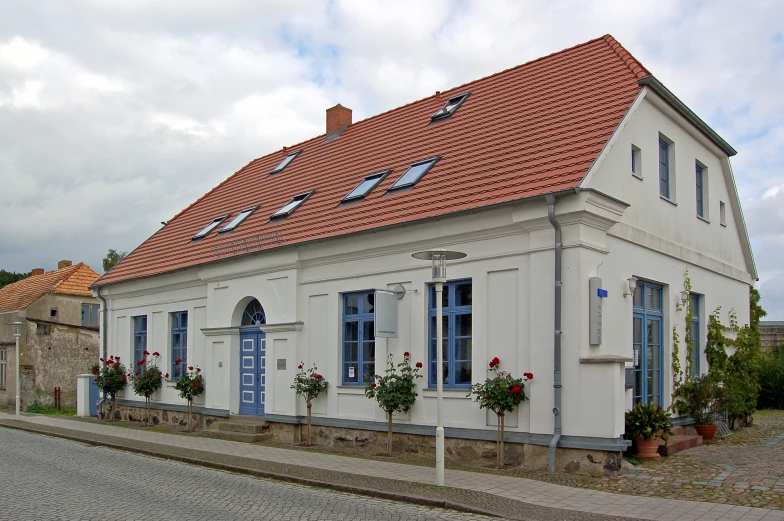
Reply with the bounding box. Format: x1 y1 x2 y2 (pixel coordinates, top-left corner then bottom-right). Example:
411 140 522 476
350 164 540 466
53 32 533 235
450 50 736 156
758 346 784 409
0 269 30 289
102 249 128 272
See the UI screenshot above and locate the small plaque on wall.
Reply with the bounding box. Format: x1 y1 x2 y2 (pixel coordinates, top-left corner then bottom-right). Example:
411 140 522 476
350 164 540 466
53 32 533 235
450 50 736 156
276 359 286 370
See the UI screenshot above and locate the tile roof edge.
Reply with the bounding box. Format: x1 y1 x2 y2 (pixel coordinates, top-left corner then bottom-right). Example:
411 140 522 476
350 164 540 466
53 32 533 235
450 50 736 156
601 34 651 80
93 188 579 288
52 263 100 295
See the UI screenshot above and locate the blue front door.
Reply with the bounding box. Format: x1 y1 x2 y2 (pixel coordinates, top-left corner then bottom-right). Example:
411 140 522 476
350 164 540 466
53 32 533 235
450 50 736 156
239 329 266 416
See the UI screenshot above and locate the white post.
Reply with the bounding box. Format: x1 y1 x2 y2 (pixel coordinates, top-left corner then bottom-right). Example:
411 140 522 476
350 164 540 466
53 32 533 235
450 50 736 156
13 321 21 420
435 281 444 487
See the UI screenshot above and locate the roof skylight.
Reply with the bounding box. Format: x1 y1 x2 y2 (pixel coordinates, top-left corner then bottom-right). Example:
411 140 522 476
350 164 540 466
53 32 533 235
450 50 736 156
271 191 314 219
271 150 301 175
192 215 229 240
389 157 440 191
431 92 470 121
219 206 258 233
342 171 390 202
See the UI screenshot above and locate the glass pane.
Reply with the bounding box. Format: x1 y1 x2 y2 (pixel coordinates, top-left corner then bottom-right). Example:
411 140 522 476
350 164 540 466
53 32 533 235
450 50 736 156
647 370 660 400
363 320 374 341
345 294 360 315
646 287 653 310
633 285 642 307
455 314 472 337
392 161 432 188
634 368 643 401
180 312 187 329
429 315 449 339
344 342 358 363
455 362 472 384
363 341 375 363
633 344 642 367
365 292 374 314
648 343 660 371
344 363 359 383
429 336 448 361
345 322 358 342
455 338 472 361
647 319 660 345
442 361 449 383
363 363 374 383
633 317 642 343
455 283 472 306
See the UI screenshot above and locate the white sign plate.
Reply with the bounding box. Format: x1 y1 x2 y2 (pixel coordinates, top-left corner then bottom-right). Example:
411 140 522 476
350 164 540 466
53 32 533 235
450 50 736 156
374 290 398 338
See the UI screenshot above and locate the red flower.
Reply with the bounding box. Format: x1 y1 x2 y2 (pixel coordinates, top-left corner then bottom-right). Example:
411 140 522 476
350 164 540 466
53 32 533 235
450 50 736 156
164 373 169 379
157 371 162 376
489 361 496 369
134 371 139 376
137 360 145 366
196 368 201 373
380 381 386 386
152 352 160 357
115 356 120 361
191 382 198 388
404 351 410 357
109 355 115 360
370 383 377 388
113 363 119 370
415 361 423 368
524 372 534 380
175 359 182 365
92 367 99 375
492 357 500 365
143 350 150 356
297 364 303 370
188 366 194 371
122 374 127 380
315 374 323 380
99 357 104 362
510 385 522 395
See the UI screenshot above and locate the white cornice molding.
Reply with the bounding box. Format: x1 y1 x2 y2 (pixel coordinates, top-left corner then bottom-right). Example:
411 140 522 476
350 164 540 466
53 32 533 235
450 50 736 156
260 321 304 334
200 326 240 337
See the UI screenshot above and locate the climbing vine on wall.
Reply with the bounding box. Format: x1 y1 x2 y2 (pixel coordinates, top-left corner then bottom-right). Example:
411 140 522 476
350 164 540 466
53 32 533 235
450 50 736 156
683 269 695 377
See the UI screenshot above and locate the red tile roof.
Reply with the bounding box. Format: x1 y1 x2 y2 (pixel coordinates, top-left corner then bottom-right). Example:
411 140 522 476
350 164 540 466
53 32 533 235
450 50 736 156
0 263 100 312
96 35 649 287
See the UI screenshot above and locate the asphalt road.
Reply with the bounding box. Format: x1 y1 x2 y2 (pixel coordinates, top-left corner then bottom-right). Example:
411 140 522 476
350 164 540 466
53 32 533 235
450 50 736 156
0 427 497 521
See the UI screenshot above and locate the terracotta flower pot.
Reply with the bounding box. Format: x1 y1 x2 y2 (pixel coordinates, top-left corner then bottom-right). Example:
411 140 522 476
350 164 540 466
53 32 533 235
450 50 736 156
634 435 661 459
695 424 717 441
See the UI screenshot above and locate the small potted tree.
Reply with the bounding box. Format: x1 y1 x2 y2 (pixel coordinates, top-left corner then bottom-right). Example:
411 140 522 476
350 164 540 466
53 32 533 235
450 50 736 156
130 351 163 426
365 352 422 456
467 357 533 467
291 363 329 446
174 365 204 432
625 401 674 459
90 355 127 422
673 374 722 440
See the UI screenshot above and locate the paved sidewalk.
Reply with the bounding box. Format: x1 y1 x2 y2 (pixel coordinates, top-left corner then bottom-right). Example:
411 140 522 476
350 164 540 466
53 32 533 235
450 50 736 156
1 412 783 521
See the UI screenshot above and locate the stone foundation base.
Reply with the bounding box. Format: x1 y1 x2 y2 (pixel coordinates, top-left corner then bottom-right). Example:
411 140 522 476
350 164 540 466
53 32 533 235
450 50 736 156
106 404 222 430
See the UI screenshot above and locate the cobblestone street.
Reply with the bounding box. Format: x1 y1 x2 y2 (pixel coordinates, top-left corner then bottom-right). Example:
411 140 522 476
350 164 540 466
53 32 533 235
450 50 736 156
0 428 495 521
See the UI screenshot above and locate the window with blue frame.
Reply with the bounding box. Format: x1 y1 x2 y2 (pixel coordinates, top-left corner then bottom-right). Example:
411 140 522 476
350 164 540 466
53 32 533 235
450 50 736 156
632 281 663 405
132 316 147 367
428 280 472 387
171 311 188 378
696 164 705 217
342 291 375 385
659 138 670 198
690 294 700 376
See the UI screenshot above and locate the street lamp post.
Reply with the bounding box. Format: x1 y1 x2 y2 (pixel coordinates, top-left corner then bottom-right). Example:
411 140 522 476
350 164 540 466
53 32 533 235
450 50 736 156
12 321 21 420
412 249 466 487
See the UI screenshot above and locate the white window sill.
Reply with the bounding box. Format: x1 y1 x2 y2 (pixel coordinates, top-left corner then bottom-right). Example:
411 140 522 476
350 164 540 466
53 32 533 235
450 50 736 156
720 222 727 228
660 195 678 206
422 388 471 399
632 173 643 180
697 215 710 224
335 385 366 394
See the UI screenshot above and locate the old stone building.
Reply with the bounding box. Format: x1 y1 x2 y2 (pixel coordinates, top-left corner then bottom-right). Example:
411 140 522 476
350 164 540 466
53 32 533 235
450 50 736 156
759 321 784 352
0 261 100 409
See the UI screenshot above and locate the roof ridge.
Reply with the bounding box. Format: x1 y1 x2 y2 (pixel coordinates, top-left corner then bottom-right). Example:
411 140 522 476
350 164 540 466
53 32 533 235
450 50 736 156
601 34 651 80
49 262 83 291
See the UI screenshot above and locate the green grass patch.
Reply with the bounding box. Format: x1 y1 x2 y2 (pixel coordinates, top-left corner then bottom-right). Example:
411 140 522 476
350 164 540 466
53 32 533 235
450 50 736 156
26 405 76 416
623 455 642 466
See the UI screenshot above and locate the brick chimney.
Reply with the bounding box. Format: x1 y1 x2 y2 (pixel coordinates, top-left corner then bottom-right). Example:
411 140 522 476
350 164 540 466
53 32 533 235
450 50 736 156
58 260 72 269
326 104 352 135
31 268 44 276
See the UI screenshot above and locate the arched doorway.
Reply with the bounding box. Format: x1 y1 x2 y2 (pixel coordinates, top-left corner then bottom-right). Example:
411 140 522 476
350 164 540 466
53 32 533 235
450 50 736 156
239 299 267 416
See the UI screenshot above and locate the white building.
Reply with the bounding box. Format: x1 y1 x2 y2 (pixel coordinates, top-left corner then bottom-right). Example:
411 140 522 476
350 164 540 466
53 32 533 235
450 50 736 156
93 35 756 474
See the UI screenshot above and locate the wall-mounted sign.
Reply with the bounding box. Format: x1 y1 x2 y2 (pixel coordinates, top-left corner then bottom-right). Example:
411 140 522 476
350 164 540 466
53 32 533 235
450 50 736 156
374 290 398 338
589 277 606 345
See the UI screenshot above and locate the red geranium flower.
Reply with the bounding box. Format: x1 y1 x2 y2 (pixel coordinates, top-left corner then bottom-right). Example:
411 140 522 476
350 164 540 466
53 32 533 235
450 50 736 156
157 371 162 376
370 383 377 388
134 371 139 376
524 372 534 380
489 361 496 369
415 361 423 368
196 368 201 373
153 352 160 357
122 374 127 380
92 367 99 375
315 374 323 380
99 357 104 362
143 350 150 356
492 357 500 365
404 351 410 357
175 359 182 365
113 363 119 370
188 366 194 371
297 364 303 370
115 356 120 361
510 385 522 395
164 373 169 379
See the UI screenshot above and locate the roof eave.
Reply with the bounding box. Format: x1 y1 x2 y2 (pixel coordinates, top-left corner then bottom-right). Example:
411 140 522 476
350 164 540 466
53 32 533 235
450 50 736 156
638 76 737 157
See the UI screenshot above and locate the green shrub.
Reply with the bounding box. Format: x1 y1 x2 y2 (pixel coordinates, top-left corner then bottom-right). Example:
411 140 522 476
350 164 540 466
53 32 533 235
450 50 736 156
758 346 784 409
625 401 674 440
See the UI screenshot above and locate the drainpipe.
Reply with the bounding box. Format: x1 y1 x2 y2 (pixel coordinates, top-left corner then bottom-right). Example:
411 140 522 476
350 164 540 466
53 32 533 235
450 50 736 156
545 194 562 473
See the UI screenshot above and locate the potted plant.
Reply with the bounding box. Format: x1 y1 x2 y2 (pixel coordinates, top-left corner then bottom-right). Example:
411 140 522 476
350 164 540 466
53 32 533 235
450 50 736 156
130 351 163 426
291 363 329 446
90 355 127 422
365 352 422 455
173 365 204 432
625 401 674 459
673 374 722 440
467 357 533 467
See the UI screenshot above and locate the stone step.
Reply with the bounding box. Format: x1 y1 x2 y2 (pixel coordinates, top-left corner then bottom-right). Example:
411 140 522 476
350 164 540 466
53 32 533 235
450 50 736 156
218 421 267 434
658 434 703 456
198 430 272 443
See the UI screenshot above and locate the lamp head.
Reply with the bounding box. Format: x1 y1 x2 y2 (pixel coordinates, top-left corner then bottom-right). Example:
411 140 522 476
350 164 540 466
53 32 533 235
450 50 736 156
412 249 466 283
12 321 22 338
624 276 638 298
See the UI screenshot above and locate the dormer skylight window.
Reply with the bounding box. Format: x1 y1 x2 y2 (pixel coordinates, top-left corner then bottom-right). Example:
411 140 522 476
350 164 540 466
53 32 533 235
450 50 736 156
271 191 314 219
430 92 469 122
342 171 390 202
219 206 258 233
270 150 301 175
389 157 440 191
192 215 229 240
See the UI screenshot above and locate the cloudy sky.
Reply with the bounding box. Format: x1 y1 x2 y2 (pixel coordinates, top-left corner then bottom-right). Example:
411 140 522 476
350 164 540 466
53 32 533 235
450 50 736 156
0 1 782 316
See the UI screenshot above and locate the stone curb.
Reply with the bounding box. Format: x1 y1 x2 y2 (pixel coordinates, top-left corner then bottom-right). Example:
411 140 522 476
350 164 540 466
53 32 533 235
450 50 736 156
0 421 504 520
